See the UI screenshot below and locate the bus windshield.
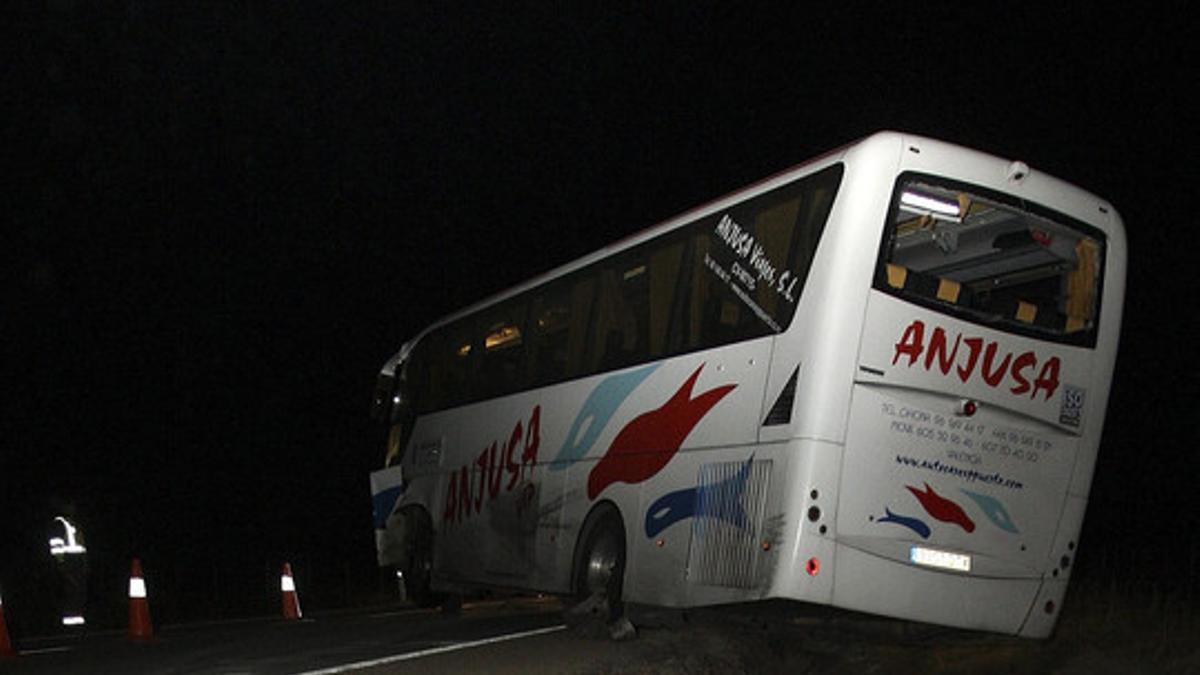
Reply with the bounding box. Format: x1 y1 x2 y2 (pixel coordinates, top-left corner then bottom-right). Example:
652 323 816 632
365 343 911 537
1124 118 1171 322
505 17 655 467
876 174 1105 347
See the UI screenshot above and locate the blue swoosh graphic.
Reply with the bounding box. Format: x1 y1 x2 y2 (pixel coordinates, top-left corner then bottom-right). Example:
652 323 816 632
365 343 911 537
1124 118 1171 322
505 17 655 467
878 508 932 539
372 485 405 530
551 364 659 470
645 486 697 538
960 488 1019 534
644 457 752 538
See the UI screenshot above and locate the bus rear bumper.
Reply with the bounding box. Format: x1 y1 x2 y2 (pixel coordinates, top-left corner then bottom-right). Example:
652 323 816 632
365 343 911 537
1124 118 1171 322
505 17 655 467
826 542 1054 637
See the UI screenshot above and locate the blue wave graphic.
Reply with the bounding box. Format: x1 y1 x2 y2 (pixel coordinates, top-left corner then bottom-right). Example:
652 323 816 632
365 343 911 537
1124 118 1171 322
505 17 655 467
644 486 697 538
878 508 931 539
644 457 752 538
551 364 659 470
960 488 1019 534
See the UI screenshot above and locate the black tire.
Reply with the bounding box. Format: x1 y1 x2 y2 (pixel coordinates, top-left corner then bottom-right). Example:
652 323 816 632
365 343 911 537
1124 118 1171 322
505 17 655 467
439 591 462 615
400 509 441 608
574 505 626 622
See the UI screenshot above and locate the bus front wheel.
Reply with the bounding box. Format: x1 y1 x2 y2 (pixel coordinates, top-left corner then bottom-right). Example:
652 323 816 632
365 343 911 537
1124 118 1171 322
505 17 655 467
400 509 440 608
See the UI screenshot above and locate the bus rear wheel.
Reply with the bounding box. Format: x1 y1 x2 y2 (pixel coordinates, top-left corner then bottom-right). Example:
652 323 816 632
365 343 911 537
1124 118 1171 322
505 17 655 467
573 506 626 623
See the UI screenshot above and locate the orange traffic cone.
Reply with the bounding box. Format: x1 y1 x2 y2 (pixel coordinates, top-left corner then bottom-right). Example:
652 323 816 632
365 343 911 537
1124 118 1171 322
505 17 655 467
127 558 154 642
0 590 16 658
280 563 302 620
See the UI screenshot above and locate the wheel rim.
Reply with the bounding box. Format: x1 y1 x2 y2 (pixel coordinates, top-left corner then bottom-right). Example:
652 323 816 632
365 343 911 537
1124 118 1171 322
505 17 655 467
583 528 621 596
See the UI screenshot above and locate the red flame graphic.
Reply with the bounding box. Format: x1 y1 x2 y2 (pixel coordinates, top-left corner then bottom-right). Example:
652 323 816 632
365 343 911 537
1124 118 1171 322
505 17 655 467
906 483 976 533
587 364 735 499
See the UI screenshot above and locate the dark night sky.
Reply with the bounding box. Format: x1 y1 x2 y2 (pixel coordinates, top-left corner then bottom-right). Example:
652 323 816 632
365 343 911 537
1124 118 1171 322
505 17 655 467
5 3 1196 620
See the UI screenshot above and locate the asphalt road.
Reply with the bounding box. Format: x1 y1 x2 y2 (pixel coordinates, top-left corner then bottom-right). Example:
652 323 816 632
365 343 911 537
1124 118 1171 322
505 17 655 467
4 593 1194 674
2 596 568 674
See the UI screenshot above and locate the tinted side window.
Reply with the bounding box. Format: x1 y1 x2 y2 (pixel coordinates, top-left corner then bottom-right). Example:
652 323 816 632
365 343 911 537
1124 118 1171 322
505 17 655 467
587 253 649 373
410 163 843 413
527 281 571 387
692 164 843 340
475 300 528 398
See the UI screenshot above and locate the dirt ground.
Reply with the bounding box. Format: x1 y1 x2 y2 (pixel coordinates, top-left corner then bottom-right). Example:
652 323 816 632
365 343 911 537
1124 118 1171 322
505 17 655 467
552 588 1200 675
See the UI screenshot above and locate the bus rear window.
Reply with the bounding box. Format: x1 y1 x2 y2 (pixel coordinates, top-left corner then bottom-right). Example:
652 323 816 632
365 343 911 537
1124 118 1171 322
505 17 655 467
876 174 1104 347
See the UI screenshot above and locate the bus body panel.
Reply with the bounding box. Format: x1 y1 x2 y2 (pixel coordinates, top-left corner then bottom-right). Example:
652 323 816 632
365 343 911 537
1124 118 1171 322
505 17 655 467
835 298 1085 631
625 439 783 607
375 338 775 594
826 135 1125 636
832 542 1042 634
369 465 407 566
767 437 843 605
764 133 901 448
857 293 1098 431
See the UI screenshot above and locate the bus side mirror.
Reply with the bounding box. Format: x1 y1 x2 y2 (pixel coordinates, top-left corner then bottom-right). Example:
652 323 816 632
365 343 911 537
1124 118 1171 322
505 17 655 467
371 373 396 423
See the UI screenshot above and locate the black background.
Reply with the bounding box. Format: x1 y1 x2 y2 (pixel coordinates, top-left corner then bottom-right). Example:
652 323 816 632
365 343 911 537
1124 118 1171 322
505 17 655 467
4 4 1195 630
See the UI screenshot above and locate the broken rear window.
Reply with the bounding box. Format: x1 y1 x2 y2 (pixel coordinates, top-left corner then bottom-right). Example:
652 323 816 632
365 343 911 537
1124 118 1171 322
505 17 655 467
876 173 1105 347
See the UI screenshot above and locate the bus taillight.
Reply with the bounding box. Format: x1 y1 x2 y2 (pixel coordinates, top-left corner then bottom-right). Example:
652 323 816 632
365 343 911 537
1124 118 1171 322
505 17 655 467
805 558 821 576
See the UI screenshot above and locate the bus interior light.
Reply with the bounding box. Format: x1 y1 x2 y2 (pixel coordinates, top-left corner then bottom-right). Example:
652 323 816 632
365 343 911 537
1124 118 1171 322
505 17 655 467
900 191 961 218
484 324 522 351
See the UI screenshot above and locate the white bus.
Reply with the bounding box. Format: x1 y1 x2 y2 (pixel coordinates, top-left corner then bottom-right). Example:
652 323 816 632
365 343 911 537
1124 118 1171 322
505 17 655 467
369 131 1124 637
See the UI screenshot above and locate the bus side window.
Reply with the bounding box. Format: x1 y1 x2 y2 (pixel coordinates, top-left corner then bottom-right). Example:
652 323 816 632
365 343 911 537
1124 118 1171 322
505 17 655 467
589 267 624 372
588 255 649 373
477 300 527 399
565 276 595 379
648 240 686 358
408 340 431 414
689 230 754 347
528 283 571 387
423 323 473 412
749 197 801 321
684 233 714 350
620 257 650 364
